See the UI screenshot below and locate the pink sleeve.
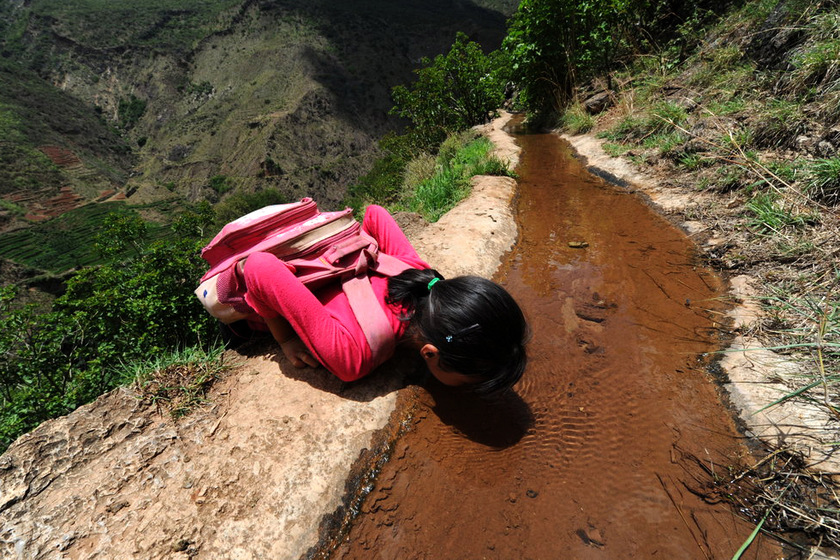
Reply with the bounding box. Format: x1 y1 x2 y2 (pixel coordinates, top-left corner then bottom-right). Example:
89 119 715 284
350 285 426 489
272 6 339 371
242 252 372 381
362 205 429 268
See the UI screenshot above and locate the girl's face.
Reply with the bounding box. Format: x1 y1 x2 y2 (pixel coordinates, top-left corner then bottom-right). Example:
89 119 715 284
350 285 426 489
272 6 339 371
421 344 477 387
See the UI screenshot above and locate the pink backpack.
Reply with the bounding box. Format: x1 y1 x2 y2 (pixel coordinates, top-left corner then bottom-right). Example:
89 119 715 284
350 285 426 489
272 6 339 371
195 198 411 367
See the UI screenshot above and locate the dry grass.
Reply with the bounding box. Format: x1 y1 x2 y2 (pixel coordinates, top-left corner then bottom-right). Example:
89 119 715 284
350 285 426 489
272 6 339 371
683 444 840 552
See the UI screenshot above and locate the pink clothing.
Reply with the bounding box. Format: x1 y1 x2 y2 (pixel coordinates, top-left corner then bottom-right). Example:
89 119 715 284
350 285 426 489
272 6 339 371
242 205 429 382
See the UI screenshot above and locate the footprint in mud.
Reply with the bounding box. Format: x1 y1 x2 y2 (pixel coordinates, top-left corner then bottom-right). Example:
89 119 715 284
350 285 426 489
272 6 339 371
574 292 616 324
575 526 605 548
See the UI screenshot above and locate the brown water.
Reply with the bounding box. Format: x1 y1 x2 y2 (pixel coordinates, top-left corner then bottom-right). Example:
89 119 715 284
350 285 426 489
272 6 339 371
332 127 781 558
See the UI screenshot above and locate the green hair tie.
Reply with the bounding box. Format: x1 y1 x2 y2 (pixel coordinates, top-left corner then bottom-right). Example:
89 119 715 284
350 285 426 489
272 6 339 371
427 277 441 291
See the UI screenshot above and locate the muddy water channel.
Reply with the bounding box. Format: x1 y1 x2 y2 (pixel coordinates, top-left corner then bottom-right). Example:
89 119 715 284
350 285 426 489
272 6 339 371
333 127 782 558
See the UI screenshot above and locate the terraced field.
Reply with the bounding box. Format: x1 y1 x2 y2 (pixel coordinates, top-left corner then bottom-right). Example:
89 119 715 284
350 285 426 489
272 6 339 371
0 201 179 274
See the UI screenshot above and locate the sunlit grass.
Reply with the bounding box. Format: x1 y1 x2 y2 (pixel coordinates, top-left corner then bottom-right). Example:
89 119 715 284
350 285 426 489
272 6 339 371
125 344 233 418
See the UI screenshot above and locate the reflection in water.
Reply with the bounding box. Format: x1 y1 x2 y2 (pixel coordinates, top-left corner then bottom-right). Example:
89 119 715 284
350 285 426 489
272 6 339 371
334 124 780 559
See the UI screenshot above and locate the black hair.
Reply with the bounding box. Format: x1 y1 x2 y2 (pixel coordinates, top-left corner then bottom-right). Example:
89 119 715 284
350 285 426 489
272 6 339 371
387 268 528 394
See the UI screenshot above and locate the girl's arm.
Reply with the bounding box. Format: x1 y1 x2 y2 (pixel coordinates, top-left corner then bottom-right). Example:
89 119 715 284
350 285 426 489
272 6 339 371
242 251 372 381
362 205 428 267
264 315 319 368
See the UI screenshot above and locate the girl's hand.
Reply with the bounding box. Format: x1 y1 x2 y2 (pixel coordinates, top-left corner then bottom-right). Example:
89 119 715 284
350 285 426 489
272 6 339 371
280 337 319 369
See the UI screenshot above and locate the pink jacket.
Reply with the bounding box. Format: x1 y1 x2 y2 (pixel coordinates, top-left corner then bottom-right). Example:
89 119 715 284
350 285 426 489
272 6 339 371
242 205 429 381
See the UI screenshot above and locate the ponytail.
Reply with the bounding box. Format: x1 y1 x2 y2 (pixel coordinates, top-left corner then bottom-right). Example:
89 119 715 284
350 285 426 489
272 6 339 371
387 268 528 394
386 268 444 317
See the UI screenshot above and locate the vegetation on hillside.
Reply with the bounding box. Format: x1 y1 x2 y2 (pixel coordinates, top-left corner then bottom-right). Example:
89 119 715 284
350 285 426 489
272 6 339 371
345 33 514 218
0 218 217 450
0 58 132 199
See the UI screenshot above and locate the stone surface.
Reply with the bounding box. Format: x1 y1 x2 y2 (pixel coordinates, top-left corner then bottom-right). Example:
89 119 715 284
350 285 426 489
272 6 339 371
722 276 840 473
0 115 521 559
583 91 613 115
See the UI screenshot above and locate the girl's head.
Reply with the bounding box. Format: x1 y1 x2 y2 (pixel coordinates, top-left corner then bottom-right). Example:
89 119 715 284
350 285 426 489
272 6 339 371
387 268 528 394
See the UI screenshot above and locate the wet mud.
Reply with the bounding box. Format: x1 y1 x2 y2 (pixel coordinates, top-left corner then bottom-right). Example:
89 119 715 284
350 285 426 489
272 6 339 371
332 126 781 558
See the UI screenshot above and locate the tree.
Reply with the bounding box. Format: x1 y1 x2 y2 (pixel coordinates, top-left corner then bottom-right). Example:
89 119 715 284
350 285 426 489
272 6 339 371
390 32 508 152
503 0 734 114
503 0 632 112
95 212 148 258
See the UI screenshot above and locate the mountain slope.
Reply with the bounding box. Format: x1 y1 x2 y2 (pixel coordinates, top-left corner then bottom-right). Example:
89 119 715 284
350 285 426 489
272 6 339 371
1 0 517 211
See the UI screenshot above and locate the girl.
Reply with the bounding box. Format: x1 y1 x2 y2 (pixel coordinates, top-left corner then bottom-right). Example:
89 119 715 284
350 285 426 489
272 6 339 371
223 204 528 394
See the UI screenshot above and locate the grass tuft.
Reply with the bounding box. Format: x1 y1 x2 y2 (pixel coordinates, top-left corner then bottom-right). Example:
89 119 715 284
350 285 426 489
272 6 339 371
807 157 840 203
406 134 514 222
745 193 813 234
126 345 232 418
559 103 595 134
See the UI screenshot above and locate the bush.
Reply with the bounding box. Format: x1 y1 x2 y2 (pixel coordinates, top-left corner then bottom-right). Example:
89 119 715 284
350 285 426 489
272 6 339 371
390 32 508 152
118 94 147 129
0 218 217 452
209 174 233 195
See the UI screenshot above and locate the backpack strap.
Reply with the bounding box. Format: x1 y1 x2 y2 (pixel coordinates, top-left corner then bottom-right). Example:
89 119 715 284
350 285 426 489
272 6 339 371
341 252 413 369
342 275 398 370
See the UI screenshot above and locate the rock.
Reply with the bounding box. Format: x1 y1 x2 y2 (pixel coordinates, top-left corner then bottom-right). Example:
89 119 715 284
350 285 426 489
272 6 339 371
583 91 613 115
796 135 815 153
823 126 840 145
817 140 836 157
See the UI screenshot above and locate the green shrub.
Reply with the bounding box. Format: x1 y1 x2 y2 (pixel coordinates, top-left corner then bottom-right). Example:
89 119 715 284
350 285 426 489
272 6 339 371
0 218 217 452
209 174 233 195
118 94 147 129
390 32 508 152
94 212 147 258
560 104 595 134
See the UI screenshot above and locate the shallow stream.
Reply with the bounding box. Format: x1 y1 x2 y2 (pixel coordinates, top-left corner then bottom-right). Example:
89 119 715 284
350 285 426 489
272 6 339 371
333 123 781 558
